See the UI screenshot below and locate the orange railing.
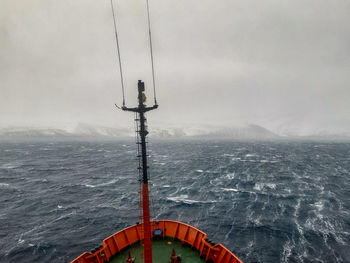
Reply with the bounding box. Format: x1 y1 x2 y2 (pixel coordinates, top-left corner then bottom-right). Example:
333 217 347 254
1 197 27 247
71 220 242 263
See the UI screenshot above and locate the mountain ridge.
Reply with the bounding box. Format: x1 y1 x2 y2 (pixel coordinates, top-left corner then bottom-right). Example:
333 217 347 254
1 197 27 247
0 123 349 140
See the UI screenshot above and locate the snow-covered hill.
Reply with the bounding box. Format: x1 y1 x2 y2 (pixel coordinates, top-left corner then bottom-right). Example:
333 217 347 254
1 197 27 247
1 123 348 140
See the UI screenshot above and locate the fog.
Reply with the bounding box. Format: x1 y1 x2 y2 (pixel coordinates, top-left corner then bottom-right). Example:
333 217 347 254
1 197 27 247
1 0 350 136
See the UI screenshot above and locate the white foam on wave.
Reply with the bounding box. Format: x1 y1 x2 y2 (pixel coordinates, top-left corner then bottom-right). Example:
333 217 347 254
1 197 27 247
195 169 203 173
226 173 235 179
209 179 220 186
260 159 279 163
253 183 263 191
57 205 63 209
224 223 236 243
247 209 262 226
313 200 325 211
266 183 276 189
18 237 25 245
39 147 51 151
0 183 10 188
0 162 21 169
83 179 118 188
293 198 306 248
221 188 238 192
167 194 214 204
253 183 276 191
281 239 293 262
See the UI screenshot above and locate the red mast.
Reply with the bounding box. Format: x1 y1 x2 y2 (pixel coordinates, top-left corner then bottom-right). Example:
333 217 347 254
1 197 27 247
122 80 158 263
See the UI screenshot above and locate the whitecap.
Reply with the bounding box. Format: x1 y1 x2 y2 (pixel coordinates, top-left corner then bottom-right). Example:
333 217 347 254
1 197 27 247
168 198 199 204
253 183 276 191
18 237 25 244
253 183 263 191
98 179 117 186
57 205 63 209
1 162 21 169
83 179 117 188
167 195 214 204
0 183 10 188
313 200 324 211
221 188 238 192
266 183 276 189
260 159 279 163
196 169 203 173
226 173 235 179
282 240 293 261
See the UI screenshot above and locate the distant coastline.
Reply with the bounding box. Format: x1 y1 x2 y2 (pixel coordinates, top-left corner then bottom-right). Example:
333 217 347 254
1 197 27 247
1 124 349 141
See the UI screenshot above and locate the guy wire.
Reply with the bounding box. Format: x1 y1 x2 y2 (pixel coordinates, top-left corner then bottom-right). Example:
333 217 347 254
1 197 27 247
145 0 158 105
110 0 126 106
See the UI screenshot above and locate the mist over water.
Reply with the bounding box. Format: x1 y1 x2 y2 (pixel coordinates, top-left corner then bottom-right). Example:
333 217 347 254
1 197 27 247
0 139 349 262
1 0 350 135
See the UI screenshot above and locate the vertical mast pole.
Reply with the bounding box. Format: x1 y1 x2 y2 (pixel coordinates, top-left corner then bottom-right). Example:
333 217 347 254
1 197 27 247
138 81 152 263
122 80 158 263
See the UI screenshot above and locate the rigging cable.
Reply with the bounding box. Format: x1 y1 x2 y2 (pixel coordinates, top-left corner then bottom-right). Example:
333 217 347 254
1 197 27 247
110 0 126 107
145 0 158 105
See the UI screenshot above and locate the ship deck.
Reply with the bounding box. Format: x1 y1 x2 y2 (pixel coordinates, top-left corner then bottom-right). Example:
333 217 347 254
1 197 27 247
71 220 242 263
109 238 205 263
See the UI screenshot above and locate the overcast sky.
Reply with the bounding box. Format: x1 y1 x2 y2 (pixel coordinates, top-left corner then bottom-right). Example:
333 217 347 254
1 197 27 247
1 0 349 135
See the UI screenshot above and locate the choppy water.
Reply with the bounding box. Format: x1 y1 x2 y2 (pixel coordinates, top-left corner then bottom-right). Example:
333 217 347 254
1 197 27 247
0 139 349 262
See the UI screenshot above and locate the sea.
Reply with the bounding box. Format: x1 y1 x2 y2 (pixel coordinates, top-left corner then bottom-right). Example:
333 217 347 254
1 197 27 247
0 139 349 263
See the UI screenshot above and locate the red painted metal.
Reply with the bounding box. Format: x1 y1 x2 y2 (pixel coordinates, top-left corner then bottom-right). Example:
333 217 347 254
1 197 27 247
142 184 152 263
71 220 243 263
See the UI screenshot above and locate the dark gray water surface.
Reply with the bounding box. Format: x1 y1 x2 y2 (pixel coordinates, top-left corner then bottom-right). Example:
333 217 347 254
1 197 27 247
0 140 349 262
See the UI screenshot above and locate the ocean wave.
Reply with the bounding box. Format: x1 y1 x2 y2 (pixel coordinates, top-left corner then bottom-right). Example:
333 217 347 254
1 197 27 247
221 188 238 192
1 140 349 262
167 195 215 205
0 162 22 169
253 183 276 191
81 179 118 188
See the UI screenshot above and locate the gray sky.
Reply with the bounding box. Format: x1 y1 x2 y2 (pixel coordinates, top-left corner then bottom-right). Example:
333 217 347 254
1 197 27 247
1 0 350 135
